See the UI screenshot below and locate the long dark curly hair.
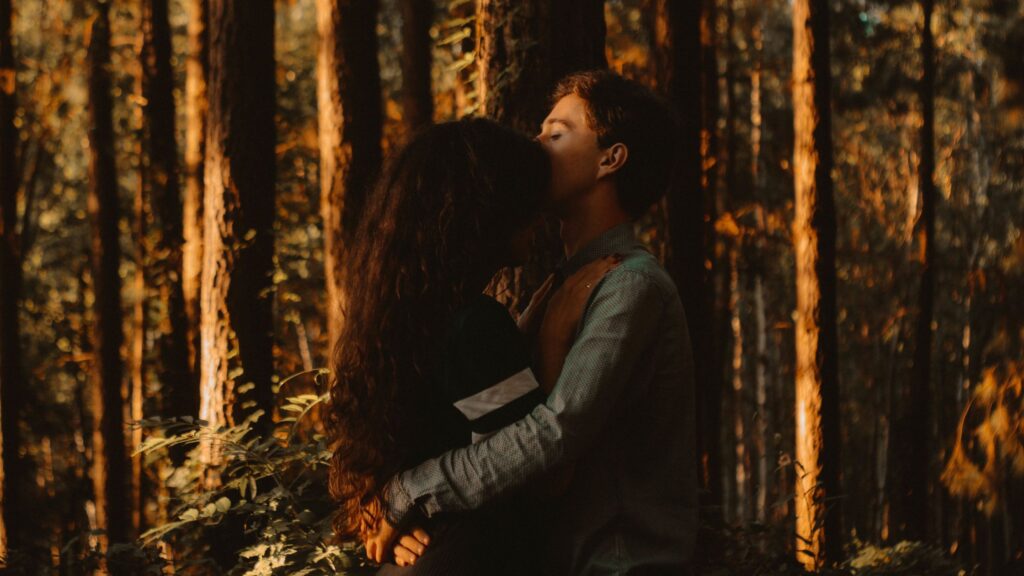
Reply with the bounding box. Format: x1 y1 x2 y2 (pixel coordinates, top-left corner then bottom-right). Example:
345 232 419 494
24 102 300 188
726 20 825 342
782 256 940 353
326 118 550 541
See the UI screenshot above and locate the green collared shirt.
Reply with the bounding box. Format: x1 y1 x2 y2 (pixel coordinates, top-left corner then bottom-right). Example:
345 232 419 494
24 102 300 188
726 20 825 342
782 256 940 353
386 223 698 575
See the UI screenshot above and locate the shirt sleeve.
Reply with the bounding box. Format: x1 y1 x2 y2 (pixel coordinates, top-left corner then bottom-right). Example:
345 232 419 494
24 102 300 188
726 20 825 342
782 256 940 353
383 268 666 523
444 297 546 441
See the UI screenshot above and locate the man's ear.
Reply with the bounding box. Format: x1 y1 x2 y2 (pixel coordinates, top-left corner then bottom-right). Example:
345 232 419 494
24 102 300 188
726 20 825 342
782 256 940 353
597 142 628 180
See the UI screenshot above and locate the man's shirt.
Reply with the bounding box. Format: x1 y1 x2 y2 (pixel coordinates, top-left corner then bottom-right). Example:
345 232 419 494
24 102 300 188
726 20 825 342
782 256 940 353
385 223 698 575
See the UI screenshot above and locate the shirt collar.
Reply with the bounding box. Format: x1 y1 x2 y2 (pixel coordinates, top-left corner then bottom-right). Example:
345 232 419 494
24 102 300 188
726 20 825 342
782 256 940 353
557 222 645 279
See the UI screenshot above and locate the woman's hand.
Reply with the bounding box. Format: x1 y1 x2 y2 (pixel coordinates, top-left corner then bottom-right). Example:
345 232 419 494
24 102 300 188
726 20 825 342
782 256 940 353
540 255 621 349
516 273 557 337
537 255 621 392
392 527 431 566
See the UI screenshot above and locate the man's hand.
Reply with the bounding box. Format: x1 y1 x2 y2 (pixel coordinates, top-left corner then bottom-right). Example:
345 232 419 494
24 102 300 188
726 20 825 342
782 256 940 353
392 527 431 567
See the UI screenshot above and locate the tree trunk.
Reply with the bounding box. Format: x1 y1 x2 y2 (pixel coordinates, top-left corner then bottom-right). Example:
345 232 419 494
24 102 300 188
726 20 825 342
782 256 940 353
0 0 24 558
792 0 843 568
475 0 547 133
476 0 606 133
130 54 146 536
182 0 207 410
548 0 607 82
475 0 606 310
654 0 722 522
142 0 194 436
750 13 768 526
317 0 383 354
897 0 936 541
730 244 747 524
86 0 130 556
200 0 276 454
400 0 433 134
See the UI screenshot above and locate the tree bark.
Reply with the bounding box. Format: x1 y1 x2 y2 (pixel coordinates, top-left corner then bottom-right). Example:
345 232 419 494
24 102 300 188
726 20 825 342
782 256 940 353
317 0 383 354
200 0 277 454
475 0 547 133
182 0 207 408
400 0 433 134
750 12 768 526
729 244 747 524
548 0 607 82
895 0 936 541
130 57 146 537
792 0 843 567
475 0 606 310
141 0 194 435
654 0 722 521
86 0 130 556
0 0 23 558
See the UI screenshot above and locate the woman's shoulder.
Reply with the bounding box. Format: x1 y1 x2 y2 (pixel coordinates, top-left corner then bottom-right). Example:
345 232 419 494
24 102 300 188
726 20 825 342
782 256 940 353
444 294 531 393
449 294 518 340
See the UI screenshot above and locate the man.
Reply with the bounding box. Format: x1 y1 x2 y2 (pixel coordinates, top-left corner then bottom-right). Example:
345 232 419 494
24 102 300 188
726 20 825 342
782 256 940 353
368 70 697 575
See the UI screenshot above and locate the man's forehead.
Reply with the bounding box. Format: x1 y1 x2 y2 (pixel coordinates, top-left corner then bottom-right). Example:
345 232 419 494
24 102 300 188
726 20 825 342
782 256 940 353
543 94 587 126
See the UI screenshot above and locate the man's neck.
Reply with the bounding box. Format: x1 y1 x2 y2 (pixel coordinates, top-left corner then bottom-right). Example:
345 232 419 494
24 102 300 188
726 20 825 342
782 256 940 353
559 200 630 259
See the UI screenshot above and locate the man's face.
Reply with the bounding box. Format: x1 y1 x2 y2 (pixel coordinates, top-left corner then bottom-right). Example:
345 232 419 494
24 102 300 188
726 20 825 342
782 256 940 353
537 94 604 214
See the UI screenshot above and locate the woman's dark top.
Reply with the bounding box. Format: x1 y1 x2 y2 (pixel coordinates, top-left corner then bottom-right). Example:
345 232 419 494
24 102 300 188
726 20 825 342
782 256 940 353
378 294 546 576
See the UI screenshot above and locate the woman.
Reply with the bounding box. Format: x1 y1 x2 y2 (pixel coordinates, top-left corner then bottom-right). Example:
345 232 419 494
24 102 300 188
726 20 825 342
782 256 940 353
327 118 615 574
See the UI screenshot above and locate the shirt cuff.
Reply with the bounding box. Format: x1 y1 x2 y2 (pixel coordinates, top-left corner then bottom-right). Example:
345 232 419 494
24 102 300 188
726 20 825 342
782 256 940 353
382 473 414 526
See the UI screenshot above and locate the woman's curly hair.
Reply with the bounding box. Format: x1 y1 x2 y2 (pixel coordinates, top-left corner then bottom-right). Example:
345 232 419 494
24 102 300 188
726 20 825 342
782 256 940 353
326 118 550 541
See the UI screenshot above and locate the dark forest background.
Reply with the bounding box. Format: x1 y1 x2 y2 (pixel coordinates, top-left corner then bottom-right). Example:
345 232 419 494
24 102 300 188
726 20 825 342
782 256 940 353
0 0 1022 574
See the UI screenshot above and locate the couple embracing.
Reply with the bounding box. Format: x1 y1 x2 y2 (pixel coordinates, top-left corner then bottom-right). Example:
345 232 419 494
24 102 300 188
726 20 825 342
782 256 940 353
327 70 697 576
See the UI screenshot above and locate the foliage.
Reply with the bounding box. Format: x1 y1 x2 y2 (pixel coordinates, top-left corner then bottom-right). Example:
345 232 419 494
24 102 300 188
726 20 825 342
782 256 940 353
942 362 1024 515
839 539 967 576
695 522 967 576
105 369 375 575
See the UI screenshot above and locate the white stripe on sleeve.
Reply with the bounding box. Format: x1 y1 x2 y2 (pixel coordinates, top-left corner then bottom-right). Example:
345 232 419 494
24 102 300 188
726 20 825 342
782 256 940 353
452 367 540 421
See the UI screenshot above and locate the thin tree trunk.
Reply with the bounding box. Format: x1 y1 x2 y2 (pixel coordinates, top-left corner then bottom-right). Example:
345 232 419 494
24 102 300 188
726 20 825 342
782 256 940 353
400 0 433 134
317 0 383 354
86 0 130 557
750 14 768 524
0 0 23 559
182 0 207 412
792 0 843 568
654 0 722 522
130 51 146 536
200 0 277 457
142 0 193 438
902 0 936 541
730 244 747 524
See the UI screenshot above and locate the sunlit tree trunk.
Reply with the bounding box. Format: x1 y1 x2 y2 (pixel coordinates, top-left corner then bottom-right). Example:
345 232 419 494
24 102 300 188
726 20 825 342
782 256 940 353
317 0 383 354
200 0 276 457
792 0 843 568
0 0 22 559
182 0 207 411
400 0 433 134
654 0 722 521
130 56 147 537
729 245 747 524
86 0 130 559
